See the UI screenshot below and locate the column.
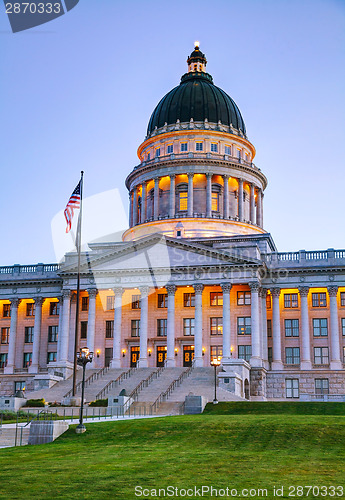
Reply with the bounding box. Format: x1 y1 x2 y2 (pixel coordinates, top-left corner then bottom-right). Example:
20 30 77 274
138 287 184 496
206 174 212 217
111 287 124 368
153 177 159 220
238 178 244 221
328 286 342 370
221 283 231 360
141 182 147 223
29 297 44 373
299 287 312 370
194 284 204 367
271 288 283 369
187 174 194 217
256 189 263 227
139 286 150 367
129 191 133 227
260 288 268 366
87 289 97 360
56 296 62 362
169 175 175 218
132 187 138 226
223 176 229 219
250 282 262 367
59 290 71 364
166 285 177 367
250 184 255 223
4 298 20 374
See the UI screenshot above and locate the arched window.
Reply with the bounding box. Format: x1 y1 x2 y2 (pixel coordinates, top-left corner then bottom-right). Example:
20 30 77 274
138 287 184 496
176 183 188 212
212 184 221 212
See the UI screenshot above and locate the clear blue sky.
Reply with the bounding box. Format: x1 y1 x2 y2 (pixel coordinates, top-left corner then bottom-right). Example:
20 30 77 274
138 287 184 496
0 0 344 265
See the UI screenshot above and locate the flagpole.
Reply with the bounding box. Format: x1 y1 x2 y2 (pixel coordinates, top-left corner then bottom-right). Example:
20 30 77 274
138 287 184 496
72 171 84 398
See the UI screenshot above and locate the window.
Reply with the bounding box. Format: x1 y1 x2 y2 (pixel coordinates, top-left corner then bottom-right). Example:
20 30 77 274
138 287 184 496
131 319 140 337
1 327 9 344
167 144 173 154
237 317 251 335
267 319 272 337
184 293 195 307
237 149 241 159
285 319 299 337
285 347 300 365
284 293 298 308
106 296 115 311
180 143 188 152
315 378 329 395
195 142 203 151
211 143 218 152
312 292 326 307
266 294 272 309
183 318 194 336
157 319 167 337
210 317 223 335
26 303 35 317
157 294 168 308
131 295 141 309
342 318 345 336
81 297 89 311
14 381 25 392
48 326 58 343
286 379 299 399
105 320 114 339
23 353 32 368
179 191 188 211
210 292 223 306
313 318 328 336
147 152 151 161
47 352 57 363
3 303 11 318
314 347 329 365
238 345 251 361
211 192 219 212
80 321 87 340
155 148 160 157
224 145 231 155
268 347 272 364
343 346 345 363
237 291 251 306
24 327 34 343
0 353 7 368
341 292 345 307
210 346 222 360
49 301 60 316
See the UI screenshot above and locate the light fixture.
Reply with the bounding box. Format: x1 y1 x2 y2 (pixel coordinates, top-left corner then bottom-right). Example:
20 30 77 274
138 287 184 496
210 357 221 405
202 347 206 356
194 40 200 48
230 345 234 357
148 348 152 357
96 349 100 358
76 346 93 434
122 349 126 357
174 348 178 357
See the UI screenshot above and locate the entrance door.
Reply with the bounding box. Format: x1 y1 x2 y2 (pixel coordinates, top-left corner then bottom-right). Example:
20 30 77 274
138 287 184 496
156 346 167 367
183 345 194 367
105 348 113 368
131 346 140 367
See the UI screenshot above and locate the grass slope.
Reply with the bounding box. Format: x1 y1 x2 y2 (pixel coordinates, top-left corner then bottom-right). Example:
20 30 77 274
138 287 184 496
0 414 344 499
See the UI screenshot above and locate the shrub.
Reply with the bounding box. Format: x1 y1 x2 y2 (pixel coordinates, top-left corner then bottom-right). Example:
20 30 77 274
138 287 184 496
0 410 36 421
89 399 108 407
23 398 46 408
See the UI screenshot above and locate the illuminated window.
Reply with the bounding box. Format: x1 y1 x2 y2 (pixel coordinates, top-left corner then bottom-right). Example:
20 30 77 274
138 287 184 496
341 292 345 306
342 318 345 336
23 353 32 368
266 294 272 309
183 318 194 336
179 192 188 211
313 318 328 336
105 321 114 339
312 293 326 307
210 292 223 306
131 320 140 337
210 346 222 359
315 378 329 394
237 291 251 305
211 143 218 152
284 293 298 308
237 317 251 335
167 144 173 154
238 345 251 361
106 296 115 310
48 326 58 343
285 347 300 364
49 302 60 316
184 293 195 307
3 304 11 318
224 145 231 155
131 295 141 309
157 294 167 308
211 192 218 211
26 303 35 317
195 142 203 151
285 319 299 337
155 148 160 157
180 143 188 152
210 317 223 335
24 327 34 343
157 319 167 337
314 347 329 365
81 297 89 311
1 327 9 344
286 379 299 398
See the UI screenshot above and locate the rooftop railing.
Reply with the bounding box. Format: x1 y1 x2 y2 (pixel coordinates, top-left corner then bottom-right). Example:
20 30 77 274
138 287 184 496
0 263 60 275
264 249 345 265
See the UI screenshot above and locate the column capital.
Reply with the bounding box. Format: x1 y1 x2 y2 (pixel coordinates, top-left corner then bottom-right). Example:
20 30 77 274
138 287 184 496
221 282 232 293
328 286 338 297
139 286 151 297
33 297 45 307
206 172 212 179
62 289 72 300
187 173 194 179
271 287 281 298
87 288 98 299
10 298 21 308
223 174 229 180
249 281 260 292
259 288 268 298
238 177 244 183
166 284 177 295
194 283 204 295
170 174 176 180
299 287 309 297
113 286 124 296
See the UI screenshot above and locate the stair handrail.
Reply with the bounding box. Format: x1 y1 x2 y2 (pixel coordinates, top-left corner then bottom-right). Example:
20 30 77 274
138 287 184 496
15 408 56 446
151 367 193 413
63 366 110 399
95 367 137 400
119 366 165 414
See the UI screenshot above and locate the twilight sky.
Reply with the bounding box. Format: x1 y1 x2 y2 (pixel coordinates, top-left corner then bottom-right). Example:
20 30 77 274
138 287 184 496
0 0 344 265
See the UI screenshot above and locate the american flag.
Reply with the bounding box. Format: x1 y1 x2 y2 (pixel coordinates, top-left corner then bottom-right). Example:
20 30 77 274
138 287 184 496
64 181 81 233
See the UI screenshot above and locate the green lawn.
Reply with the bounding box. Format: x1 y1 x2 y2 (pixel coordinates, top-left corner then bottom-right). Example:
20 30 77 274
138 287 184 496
0 411 344 499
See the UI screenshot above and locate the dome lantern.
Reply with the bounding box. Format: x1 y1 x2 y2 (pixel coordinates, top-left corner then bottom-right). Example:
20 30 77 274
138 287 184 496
187 42 207 73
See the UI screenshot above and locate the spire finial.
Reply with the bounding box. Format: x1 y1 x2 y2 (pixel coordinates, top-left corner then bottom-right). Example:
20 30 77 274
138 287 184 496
187 43 207 73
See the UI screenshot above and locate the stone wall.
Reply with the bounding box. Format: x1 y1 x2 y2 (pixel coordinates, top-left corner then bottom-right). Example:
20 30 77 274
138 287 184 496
266 370 345 399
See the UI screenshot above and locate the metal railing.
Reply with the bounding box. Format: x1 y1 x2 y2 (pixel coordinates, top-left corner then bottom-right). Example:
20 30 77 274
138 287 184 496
96 367 136 400
63 366 110 399
121 366 166 414
151 365 194 414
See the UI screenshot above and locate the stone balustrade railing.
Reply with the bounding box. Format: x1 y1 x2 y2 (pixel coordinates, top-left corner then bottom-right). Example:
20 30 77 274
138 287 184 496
264 249 345 266
0 263 60 275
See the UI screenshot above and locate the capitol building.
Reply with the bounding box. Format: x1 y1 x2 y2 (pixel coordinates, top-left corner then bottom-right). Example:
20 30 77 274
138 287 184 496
0 45 344 402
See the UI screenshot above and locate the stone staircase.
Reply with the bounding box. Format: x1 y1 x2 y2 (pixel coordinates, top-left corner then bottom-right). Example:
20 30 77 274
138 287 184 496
0 427 30 448
136 368 187 403
104 368 157 401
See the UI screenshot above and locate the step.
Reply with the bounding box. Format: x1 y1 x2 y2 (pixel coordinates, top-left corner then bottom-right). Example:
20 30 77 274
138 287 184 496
0 428 30 448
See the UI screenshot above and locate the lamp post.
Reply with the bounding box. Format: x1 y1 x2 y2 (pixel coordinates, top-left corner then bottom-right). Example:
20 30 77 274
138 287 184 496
75 347 93 434
210 358 221 404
